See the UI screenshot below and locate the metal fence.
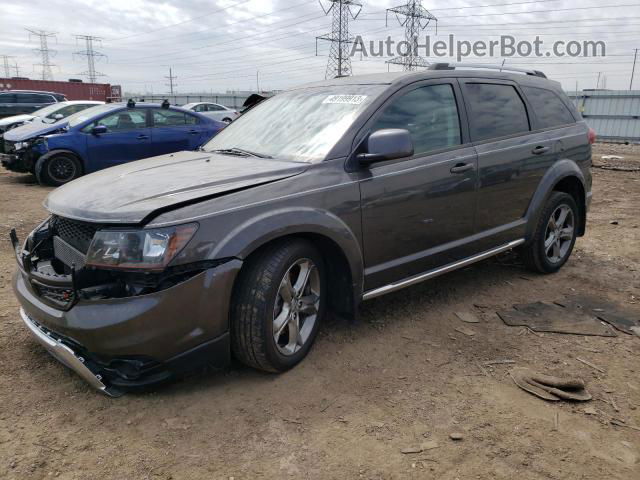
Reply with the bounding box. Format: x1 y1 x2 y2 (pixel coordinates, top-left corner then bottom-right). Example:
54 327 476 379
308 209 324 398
130 94 251 110
568 90 640 143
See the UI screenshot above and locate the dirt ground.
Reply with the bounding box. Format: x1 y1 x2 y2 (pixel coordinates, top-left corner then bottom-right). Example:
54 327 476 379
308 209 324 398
0 144 639 480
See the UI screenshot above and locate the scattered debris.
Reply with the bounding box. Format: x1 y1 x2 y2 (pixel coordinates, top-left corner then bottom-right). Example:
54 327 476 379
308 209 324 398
449 432 464 441
552 411 560 431
401 441 440 454
631 326 640 338
609 220 619 225
483 360 516 366
557 295 640 335
454 326 476 337
610 419 640 431
510 368 592 401
455 311 480 324
583 407 598 415
601 155 624 161
576 357 605 373
498 302 616 337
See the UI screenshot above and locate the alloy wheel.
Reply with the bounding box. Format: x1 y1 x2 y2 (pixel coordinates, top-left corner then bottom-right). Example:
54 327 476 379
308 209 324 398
48 156 77 184
273 258 320 356
544 204 575 264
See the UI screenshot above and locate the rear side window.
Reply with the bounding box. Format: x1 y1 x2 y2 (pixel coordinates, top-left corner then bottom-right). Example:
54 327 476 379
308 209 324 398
153 109 199 126
207 104 226 111
521 86 575 128
372 84 462 155
464 83 530 141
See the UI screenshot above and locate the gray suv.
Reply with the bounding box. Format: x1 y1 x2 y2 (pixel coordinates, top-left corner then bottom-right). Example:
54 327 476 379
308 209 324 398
0 90 67 119
11 65 593 395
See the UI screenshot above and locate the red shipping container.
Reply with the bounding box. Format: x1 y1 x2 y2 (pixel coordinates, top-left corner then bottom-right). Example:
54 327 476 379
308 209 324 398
0 78 121 102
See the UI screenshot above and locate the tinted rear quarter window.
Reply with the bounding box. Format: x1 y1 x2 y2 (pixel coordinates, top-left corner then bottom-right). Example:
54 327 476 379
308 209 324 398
16 93 55 104
464 83 530 141
521 86 576 128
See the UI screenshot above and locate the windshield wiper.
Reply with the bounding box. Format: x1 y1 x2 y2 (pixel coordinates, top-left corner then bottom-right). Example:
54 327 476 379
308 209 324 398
210 147 272 159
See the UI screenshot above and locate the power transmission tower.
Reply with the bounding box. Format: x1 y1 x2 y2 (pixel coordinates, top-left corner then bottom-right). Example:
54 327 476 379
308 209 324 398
316 0 362 79
12 61 21 77
386 0 437 70
0 55 14 77
26 29 57 80
73 35 107 83
165 68 177 95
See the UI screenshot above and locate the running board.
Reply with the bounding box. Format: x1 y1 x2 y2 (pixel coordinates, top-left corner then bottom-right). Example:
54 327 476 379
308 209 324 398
362 239 525 301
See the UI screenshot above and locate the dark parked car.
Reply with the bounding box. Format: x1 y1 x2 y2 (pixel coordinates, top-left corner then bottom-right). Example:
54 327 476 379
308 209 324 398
1 101 225 186
0 90 67 119
12 65 593 396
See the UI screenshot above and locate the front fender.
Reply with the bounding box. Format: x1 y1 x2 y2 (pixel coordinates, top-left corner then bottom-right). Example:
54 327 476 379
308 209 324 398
524 158 586 241
211 207 365 296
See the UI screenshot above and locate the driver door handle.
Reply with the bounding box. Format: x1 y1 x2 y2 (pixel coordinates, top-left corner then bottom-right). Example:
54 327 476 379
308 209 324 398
188 129 199 135
137 134 149 140
532 146 550 155
450 163 474 174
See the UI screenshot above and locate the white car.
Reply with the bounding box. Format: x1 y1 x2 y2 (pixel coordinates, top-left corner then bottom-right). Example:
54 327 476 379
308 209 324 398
0 101 104 138
182 102 240 123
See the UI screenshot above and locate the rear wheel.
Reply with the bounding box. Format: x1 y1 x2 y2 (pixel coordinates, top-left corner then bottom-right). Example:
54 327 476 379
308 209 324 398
222 117 233 124
37 153 82 187
230 239 326 372
521 192 578 273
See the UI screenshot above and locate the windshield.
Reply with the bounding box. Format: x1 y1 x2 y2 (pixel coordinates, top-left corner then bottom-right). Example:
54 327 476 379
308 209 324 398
30 103 66 118
67 104 119 128
203 85 387 163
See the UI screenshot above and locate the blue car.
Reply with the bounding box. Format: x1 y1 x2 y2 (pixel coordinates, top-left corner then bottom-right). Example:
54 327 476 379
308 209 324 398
0 102 225 186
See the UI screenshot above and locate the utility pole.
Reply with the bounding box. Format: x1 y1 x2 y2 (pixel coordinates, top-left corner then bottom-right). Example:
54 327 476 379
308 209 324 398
631 48 638 90
73 35 107 83
256 70 260 92
26 29 57 80
165 68 177 95
0 55 14 78
316 0 363 79
596 71 602 90
386 0 437 70
12 61 21 77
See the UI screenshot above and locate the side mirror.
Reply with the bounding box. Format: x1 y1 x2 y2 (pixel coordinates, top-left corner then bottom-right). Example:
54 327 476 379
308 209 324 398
357 129 414 166
91 125 108 135
53 113 64 120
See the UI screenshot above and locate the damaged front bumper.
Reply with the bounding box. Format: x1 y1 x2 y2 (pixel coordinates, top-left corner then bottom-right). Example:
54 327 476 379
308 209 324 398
12 228 242 395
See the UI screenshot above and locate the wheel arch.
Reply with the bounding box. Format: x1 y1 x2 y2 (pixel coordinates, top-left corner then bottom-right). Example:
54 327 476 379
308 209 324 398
210 209 364 320
34 148 85 177
525 159 587 241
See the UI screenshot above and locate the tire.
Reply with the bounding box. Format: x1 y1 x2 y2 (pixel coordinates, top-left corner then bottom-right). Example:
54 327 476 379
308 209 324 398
521 192 579 274
230 239 326 372
37 153 82 187
222 117 233 124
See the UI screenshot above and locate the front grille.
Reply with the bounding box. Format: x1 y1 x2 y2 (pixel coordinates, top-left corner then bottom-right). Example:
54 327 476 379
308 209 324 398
3 140 15 154
53 236 86 269
51 216 100 254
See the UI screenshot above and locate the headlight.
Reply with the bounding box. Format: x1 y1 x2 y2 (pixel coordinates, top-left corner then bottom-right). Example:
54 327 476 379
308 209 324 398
85 223 198 271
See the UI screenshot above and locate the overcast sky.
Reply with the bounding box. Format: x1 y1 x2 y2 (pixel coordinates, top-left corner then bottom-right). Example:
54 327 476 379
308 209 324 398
0 0 638 93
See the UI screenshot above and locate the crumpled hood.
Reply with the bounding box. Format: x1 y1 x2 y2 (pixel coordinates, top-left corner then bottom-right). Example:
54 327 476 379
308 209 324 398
3 120 68 141
44 151 309 224
0 114 34 128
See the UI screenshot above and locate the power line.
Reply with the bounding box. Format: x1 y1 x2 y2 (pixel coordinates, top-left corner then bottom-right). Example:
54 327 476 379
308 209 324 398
317 0 363 79
386 0 437 70
26 29 57 80
74 35 107 83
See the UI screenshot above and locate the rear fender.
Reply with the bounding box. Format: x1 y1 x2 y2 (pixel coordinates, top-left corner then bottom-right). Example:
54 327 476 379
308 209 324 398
524 158 586 241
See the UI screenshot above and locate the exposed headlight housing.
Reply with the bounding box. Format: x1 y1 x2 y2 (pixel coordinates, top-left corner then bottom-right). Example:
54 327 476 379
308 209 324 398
14 140 31 151
85 223 198 271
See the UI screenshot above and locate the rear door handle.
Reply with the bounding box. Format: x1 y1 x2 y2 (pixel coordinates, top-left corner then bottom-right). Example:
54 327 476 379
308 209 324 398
450 163 474 174
137 134 149 140
188 129 199 135
532 146 550 155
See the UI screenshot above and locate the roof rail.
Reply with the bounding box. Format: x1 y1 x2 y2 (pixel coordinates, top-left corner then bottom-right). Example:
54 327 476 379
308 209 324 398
428 63 547 79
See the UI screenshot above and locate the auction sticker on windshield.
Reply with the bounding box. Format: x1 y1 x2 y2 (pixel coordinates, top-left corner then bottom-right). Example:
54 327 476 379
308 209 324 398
322 95 368 105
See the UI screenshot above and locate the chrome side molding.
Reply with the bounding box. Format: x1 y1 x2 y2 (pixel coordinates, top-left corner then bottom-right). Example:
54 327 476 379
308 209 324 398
362 239 525 301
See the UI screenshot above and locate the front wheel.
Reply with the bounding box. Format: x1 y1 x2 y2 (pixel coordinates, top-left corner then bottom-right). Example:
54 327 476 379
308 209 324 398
230 239 326 372
521 192 579 273
36 153 82 187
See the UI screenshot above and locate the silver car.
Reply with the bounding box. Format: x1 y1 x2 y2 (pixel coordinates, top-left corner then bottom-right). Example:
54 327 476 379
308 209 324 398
182 102 240 123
